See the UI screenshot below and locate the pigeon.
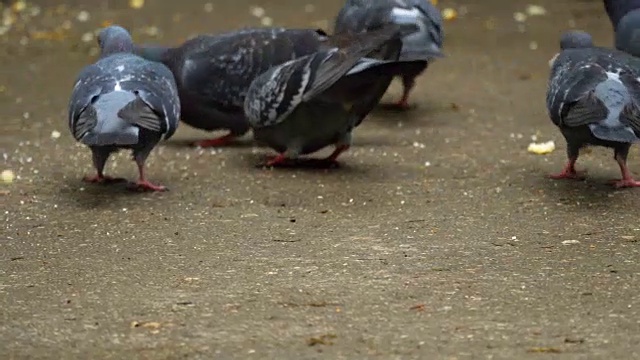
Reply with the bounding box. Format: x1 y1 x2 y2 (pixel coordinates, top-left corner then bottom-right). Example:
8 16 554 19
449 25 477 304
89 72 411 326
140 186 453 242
603 0 640 57
334 0 444 109
546 30 640 188
135 28 343 148
244 24 409 167
68 25 180 192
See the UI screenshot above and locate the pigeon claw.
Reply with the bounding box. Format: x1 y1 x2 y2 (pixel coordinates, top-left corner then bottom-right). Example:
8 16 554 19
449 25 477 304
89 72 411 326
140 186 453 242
127 180 168 192
548 170 587 181
608 178 640 188
193 133 236 148
393 98 411 110
264 153 288 167
82 174 126 184
323 144 350 164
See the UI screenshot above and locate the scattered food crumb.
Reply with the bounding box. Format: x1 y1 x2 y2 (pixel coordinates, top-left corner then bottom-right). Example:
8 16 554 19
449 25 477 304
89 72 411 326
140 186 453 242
51 130 61 139
562 240 580 245
260 16 273 26
1 169 15 184
250 6 265 18
130 321 161 329
129 0 145 9
526 5 547 16
514 12 527 22
442 8 457 21
527 140 555 155
76 10 89 22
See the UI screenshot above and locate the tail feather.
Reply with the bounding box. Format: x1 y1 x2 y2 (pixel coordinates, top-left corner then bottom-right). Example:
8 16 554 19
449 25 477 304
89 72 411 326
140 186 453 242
389 6 444 60
80 91 140 146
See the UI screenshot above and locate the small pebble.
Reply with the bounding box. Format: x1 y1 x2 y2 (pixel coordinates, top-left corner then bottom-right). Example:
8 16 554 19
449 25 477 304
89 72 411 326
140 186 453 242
51 130 61 139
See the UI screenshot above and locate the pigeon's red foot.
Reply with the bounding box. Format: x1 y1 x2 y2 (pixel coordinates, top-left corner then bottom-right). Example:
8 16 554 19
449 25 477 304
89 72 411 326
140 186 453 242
127 180 168 192
82 174 126 184
549 158 585 180
193 133 235 148
548 170 586 180
323 144 350 163
608 178 640 188
394 98 411 110
264 153 288 167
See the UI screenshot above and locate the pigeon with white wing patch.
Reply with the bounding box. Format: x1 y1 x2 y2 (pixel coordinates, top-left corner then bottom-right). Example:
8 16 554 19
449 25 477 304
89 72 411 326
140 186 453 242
244 24 412 167
334 0 444 109
68 25 180 192
547 30 640 188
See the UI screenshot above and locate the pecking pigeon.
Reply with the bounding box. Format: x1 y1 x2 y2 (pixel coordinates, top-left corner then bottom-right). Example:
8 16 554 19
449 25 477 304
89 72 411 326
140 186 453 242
546 30 640 188
135 28 341 148
334 0 444 109
244 24 411 167
68 25 180 192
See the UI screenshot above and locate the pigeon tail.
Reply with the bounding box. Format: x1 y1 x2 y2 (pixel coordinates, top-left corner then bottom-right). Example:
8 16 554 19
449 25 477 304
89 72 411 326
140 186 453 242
589 77 639 143
389 7 443 61
81 91 140 146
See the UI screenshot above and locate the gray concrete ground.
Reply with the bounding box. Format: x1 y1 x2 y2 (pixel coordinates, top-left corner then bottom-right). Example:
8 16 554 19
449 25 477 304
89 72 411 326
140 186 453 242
2 0 640 359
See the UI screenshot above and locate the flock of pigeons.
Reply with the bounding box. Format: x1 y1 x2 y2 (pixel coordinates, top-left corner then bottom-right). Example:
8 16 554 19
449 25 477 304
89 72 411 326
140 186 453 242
66 0 640 193
68 0 444 192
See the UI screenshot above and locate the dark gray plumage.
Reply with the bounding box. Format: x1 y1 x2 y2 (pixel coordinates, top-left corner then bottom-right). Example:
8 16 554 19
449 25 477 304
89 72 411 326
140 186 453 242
135 28 340 148
546 31 640 188
244 25 407 167
68 25 180 192
603 0 640 56
334 0 444 108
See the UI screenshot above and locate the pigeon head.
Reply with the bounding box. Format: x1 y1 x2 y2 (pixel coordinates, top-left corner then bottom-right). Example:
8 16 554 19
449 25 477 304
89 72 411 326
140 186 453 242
615 9 640 57
97 25 134 56
559 30 593 50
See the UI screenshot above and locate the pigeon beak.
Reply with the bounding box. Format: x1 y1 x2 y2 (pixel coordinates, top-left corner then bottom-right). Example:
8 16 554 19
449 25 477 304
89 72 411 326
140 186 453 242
548 52 559 68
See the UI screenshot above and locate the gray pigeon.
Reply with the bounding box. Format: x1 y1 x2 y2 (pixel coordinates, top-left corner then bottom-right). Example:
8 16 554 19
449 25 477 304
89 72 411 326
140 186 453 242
244 25 408 167
135 28 345 148
546 30 640 188
603 0 640 57
334 0 444 109
68 25 180 192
